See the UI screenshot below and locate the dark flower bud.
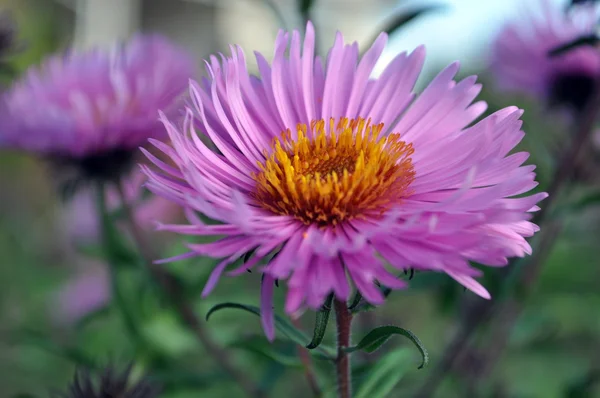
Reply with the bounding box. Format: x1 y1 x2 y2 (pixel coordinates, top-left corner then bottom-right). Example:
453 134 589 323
57 365 160 398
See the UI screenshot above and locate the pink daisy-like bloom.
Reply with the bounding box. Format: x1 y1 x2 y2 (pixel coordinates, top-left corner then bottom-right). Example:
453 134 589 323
0 34 194 184
490 0 600 112
144 22 546 340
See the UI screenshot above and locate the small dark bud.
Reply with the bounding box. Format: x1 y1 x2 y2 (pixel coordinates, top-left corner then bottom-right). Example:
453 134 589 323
57 364 160 398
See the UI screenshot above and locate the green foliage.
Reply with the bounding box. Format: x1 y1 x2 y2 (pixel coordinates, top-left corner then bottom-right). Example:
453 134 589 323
345 326 429 369
206 302 336 359
230 336 303 368
306 294 333 349
353 348 414 398
363 4 446 51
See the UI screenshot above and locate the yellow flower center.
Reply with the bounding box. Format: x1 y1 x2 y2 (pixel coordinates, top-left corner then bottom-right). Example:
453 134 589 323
252 118 416 226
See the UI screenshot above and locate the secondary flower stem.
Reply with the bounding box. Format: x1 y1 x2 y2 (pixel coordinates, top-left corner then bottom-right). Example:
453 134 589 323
292 319 323 397
416 77 600 398
114 180 266 398
334 299 353 398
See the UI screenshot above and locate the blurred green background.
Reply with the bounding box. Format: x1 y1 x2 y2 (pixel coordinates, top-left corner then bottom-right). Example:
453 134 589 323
1 0 599 397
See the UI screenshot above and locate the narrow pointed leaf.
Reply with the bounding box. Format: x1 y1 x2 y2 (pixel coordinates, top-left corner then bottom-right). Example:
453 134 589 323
348 291 363 311
298 0 316 23
554 188 600 217
364 5 445 50
258 0 287 29
354 348 413 398
344 325 428 369
306 294 333 349
549 34 599 57
205 302 336 358
230 336 303 368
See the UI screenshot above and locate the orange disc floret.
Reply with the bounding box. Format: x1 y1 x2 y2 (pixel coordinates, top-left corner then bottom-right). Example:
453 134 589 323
252 117 416 226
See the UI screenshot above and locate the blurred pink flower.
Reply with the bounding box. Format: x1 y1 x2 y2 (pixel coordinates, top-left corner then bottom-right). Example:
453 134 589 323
53 265 109 325
0 34 194 183
144 22 545 340
491 0 600 111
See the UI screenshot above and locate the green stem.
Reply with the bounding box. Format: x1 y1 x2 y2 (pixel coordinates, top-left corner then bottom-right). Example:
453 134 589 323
335 299 353 398
95 182 141 343
114 179 266 398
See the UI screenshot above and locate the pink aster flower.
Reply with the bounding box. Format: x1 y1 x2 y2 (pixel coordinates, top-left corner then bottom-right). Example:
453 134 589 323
490 0 600 112
0 34 194 185
144 22 546 340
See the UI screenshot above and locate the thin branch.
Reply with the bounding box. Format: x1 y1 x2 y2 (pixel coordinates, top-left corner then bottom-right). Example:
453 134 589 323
292 318 323 397
416 77 600 398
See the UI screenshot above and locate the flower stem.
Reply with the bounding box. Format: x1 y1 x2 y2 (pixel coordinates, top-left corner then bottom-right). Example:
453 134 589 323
114 180 266 398
292 319 322 397
416 77 600 398
334 299 353 398
95 182 142 343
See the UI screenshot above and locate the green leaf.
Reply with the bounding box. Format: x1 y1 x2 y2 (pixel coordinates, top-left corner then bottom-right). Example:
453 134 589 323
298 0 316 21
259 0 288 29
206 302 336 358
141 312 197 357
14 330 97 369
549 34 599 57
364 5 445 51
306 294 333 349
554 189 600 217
348 291 363 311
345 326 428 369
354 348 413 398
230 335 303 368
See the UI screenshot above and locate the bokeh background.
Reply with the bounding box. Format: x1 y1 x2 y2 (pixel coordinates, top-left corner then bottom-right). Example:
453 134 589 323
1 0 599 397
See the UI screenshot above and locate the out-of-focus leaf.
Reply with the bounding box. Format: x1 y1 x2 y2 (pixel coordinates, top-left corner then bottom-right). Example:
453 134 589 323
549 35 599 57
205 302 336 358
259 361 287 392
153 370 225 392
364 5 445 50
298 0 316 21
230 335 303 368
354 348 413 398
569 0 599 7
306 294 333 349
141 312 197 357
258 0 288 29
14 330 96 369
563 369 600 398
345 325 428 369
554 189 600 217
75 304 112 330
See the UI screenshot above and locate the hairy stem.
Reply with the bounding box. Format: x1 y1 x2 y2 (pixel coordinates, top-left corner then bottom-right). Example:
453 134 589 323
114 180 265 398
334 299 353 398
